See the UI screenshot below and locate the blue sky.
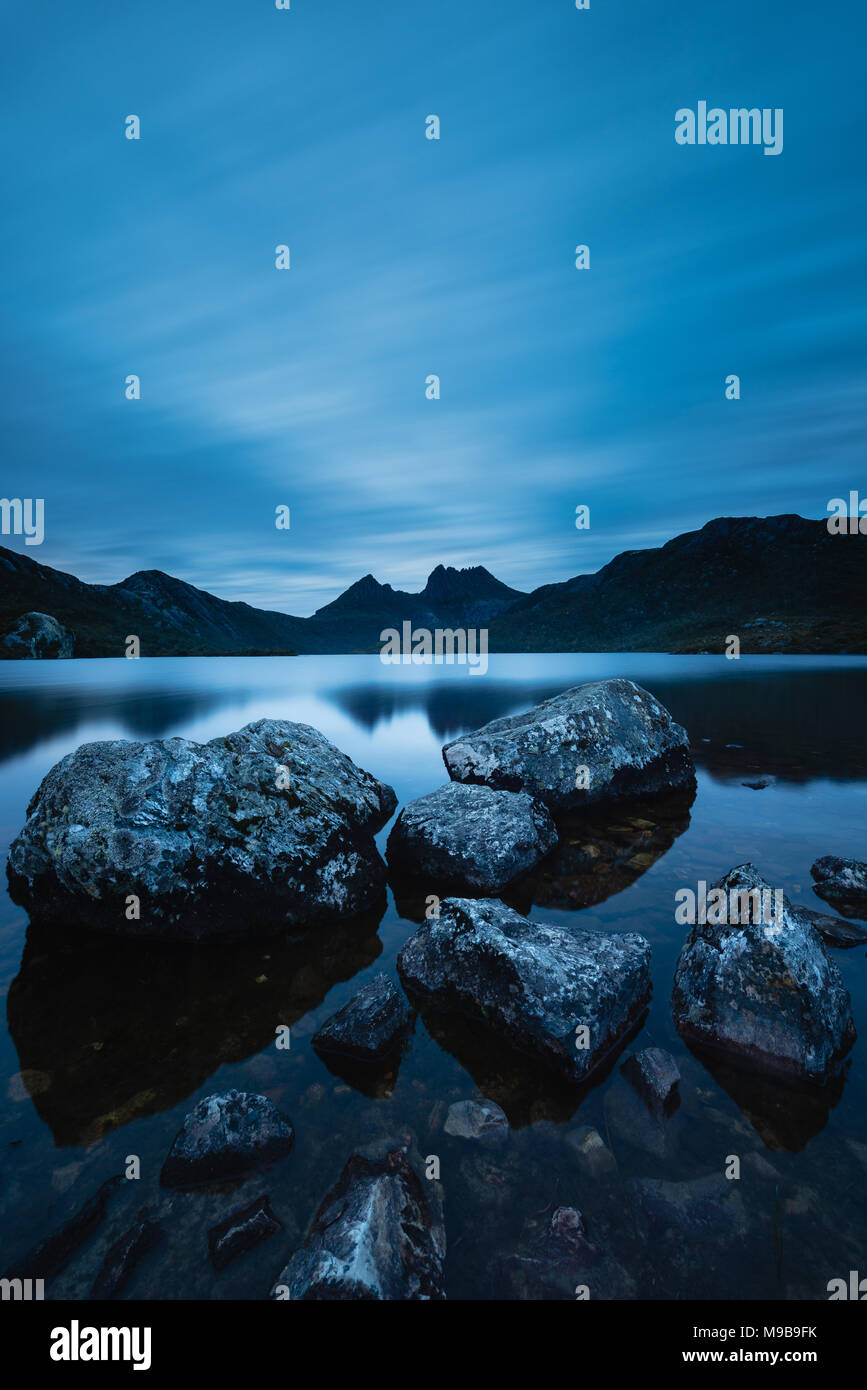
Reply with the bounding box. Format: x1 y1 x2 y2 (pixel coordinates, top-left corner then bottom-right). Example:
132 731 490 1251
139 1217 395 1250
1 0 864 615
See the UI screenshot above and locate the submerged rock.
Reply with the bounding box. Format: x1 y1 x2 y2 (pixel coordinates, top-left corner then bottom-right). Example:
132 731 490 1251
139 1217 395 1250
160 1091 294 1188
811 856 867 920
1 611 74 659
621 1047 681 1116
90 1210 162 1298
312 974 414 1061
444 1098 509 1147
13 1175 122 1278
270 1148 445 1299
208 1195 281 1271
495 1207 634 1300
671 863 856 1081
6 718 396 940
386 782 556 893
528 788 694 911
442 678 694 812
564 1125 617 1177
626 1172 747 1242
397 897 651 1084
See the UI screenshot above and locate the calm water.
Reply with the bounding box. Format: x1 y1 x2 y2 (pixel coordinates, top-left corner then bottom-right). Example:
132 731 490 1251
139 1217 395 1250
1 654 866 1300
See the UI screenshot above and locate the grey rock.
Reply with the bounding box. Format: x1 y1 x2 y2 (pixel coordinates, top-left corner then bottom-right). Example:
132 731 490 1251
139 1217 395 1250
626 1172 747 1243
2 611 74 659
6 718 396 940
160 1091 294 1188
442 678 694 812
208 1195 281 1271
397 897 651 1084
621 1046 681 1114
386 782 556 892
799 904 867 948
312 974 413 1061
811 856 867 920
90 1210 162 1298
270 1148 445 1300
671 863 856 1080
443 1098 509 1146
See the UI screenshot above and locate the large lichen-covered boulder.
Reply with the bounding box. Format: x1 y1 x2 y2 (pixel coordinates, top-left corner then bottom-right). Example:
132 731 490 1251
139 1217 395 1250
386 782 557 893
2 611 74 658
397 897 651 1084
671 863 856 1080
6 719 396 940
270 1148 445 1300
441 678 694 812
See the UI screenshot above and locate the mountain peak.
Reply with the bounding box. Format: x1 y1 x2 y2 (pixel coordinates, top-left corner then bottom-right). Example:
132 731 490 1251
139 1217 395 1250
421 564 522 606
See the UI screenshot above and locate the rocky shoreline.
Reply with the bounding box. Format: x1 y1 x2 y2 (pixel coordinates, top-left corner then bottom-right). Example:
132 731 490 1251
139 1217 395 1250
4 677 866 1298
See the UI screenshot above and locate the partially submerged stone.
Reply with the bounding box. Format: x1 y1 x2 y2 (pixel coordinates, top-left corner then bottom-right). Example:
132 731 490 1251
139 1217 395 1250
270 1148 445 1300
160 1091 294 1188
208 1195 281 1271
671 863 856 1081
397 897 651 1084
312 974 413 1061
621 1046 681 1115
799 904 867 948
386 782 556 893
6 718 396 940
442 678 694 812
811 856 867 920
90 1210 162 1298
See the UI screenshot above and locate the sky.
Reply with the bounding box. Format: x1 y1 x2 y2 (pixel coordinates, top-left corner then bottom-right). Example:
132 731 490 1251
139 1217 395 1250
1 0 865 616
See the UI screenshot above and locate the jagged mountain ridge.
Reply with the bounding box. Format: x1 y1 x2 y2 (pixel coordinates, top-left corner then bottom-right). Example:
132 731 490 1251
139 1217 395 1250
0 516 864 656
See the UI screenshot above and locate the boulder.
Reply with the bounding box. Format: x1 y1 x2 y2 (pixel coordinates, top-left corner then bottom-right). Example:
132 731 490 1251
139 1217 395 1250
2 611 74 659
397 897 651 1084
270 1148 445 1300
312 974 413 1061
6 718 396 940
443 1098 509 1146
386 782 556 893
160 1091 294 1188
671 863 856 1081
811 856 867 920
442 678 694 812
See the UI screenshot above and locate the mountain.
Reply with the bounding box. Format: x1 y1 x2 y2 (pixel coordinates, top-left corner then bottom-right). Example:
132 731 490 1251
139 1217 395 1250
1 517 864 657
487 515 867 653
308 565 525 649
0 549 309 658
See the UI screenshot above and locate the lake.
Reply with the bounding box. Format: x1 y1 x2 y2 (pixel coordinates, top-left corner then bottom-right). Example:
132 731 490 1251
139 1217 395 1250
1 653 866 1300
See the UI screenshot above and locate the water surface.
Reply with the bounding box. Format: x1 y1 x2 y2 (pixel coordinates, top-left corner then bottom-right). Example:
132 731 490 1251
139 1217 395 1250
1 654 866 1299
